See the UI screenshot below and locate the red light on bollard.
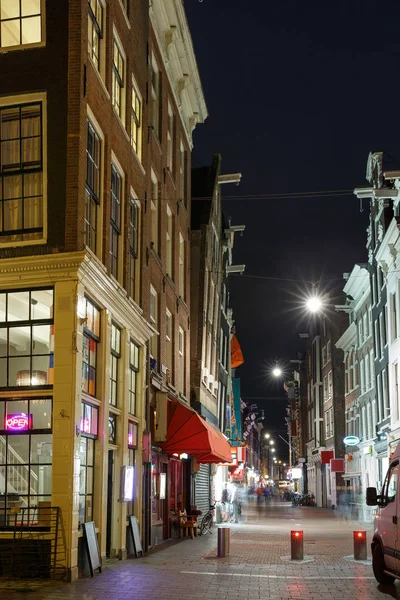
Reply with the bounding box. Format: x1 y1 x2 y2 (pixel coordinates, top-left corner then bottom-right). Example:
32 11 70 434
353 530 367 560
291 530 304 560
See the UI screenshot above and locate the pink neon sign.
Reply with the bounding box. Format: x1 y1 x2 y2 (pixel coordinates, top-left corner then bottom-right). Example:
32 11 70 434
5 413 32 431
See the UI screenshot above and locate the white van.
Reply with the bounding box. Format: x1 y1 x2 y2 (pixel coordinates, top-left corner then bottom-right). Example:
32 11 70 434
366 444 400 584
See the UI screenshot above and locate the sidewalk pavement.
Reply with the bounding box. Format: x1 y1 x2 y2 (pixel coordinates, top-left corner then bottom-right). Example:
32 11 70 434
2 501 400 600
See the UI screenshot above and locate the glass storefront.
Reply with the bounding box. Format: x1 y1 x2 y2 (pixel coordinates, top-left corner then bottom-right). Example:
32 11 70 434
0 396 52 526
79 401 98 528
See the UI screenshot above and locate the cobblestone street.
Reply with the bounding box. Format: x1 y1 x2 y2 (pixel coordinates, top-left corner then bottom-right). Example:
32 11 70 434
2 501 400 600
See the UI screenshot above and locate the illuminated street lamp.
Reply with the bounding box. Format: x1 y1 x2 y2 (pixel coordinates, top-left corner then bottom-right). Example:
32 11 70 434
272 366 282 377
269 440 275 445
306 296 323 313
271 448 275 454
265 433 270 439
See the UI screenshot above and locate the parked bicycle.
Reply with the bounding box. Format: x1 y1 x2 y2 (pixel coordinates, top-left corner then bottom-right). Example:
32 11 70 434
292 492 316 507
199 501 224 535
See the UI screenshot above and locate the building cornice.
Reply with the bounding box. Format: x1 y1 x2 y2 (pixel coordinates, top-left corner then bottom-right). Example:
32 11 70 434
0 250 154 344
335 321 357 352
150 0 207 149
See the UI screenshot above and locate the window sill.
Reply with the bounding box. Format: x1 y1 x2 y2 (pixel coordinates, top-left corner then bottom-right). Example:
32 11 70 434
0 236 47 248
117 0 131 29
131 145 145 175
0 41 45 53
113 108 130 143
87 55 110 100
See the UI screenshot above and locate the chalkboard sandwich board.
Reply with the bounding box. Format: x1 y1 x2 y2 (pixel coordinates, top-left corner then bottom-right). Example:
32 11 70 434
129 516 143 557
82 521 102 576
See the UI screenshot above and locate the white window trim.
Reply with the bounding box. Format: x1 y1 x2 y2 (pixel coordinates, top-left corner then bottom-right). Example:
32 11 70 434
112 26 127 128
87 105 105 259
0 92 47 247
110 151 125 284
130 74 143 166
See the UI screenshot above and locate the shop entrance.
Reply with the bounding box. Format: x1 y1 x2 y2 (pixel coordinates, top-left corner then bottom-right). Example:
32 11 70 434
106 450 114 557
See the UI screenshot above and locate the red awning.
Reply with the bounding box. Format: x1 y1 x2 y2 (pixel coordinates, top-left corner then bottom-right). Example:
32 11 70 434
160 401 232 464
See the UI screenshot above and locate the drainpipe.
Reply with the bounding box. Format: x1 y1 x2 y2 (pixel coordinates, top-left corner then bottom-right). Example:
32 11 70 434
142 342 151 553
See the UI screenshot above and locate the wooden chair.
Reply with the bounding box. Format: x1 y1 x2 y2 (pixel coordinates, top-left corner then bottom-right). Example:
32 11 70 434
179 509 198 539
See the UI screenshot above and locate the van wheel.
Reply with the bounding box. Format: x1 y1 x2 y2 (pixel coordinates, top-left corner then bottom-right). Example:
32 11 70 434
372 544 395 585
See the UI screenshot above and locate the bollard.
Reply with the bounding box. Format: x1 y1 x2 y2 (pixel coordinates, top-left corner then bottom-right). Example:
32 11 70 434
217 527 230 557
290 530 304 560
353 530 367 560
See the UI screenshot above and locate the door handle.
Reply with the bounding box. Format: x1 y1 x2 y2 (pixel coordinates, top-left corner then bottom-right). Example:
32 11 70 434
393 515 397 525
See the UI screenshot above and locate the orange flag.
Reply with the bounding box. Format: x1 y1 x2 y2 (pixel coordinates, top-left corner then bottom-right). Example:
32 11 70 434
231 334 244 368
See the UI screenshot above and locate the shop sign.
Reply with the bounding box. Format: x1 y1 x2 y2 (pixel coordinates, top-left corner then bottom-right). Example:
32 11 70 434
343 436 360 446
5 413 32 431
291 468 302 479
120 465 134 502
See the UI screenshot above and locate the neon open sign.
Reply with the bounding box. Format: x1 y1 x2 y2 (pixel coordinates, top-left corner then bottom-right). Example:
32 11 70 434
5 413 32 431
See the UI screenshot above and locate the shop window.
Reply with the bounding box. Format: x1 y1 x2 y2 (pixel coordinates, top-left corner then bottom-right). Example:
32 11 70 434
109 323 120 406
127 446 135 516
128 421 137 448
169 459 183 512
129 341 139 415
81 297 100 397
79 436 94 528
0 397 52 527
0 288 54 389
79 400 98 527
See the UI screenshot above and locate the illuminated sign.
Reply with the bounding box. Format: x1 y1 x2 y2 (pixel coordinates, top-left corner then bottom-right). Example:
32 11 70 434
5 413 32 431
343 436 360 446
82 418 91 434
120 466 134 502
159 473 166 499
291 468 302 479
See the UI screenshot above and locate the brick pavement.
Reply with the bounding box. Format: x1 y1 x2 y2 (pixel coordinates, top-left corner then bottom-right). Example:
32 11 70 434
2 501 400 600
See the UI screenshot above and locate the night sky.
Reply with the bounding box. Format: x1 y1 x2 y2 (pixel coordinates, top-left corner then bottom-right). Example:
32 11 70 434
185 0 400 460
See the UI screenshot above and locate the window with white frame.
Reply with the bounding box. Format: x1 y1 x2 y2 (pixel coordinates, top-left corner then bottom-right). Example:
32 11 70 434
328 371 333 399
377 373 382 422
383 368 389 416
392 292 398 342
326 340 331 362
365 354 370 390
379 313 385 353
179 232 185 299
128 194 139 300
110 163 123 280
212 227 219 270
360 358 365 394
367 403 372 440
179 139 187 207
179 327 185 395
362 405 366 441
322 346 326 367
0 99 44 243
167 102 174 173
372 399 377 435
325 409 329 437
166 205 172 278
375 320 380 359
149 287 158 361
151 172 159 254
88 0 104 72
358 319 363 347
323 375 328 401
363 311 368 341
1 0 43 49
128 340 139 415
151 56 160 138
219 327 224 363
85 119 101 254
130 77 142 160
208 280 214 325
109 323 121 407
368 305 372 333
112 36 125 122
165 309 172 378
329 407 334 437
